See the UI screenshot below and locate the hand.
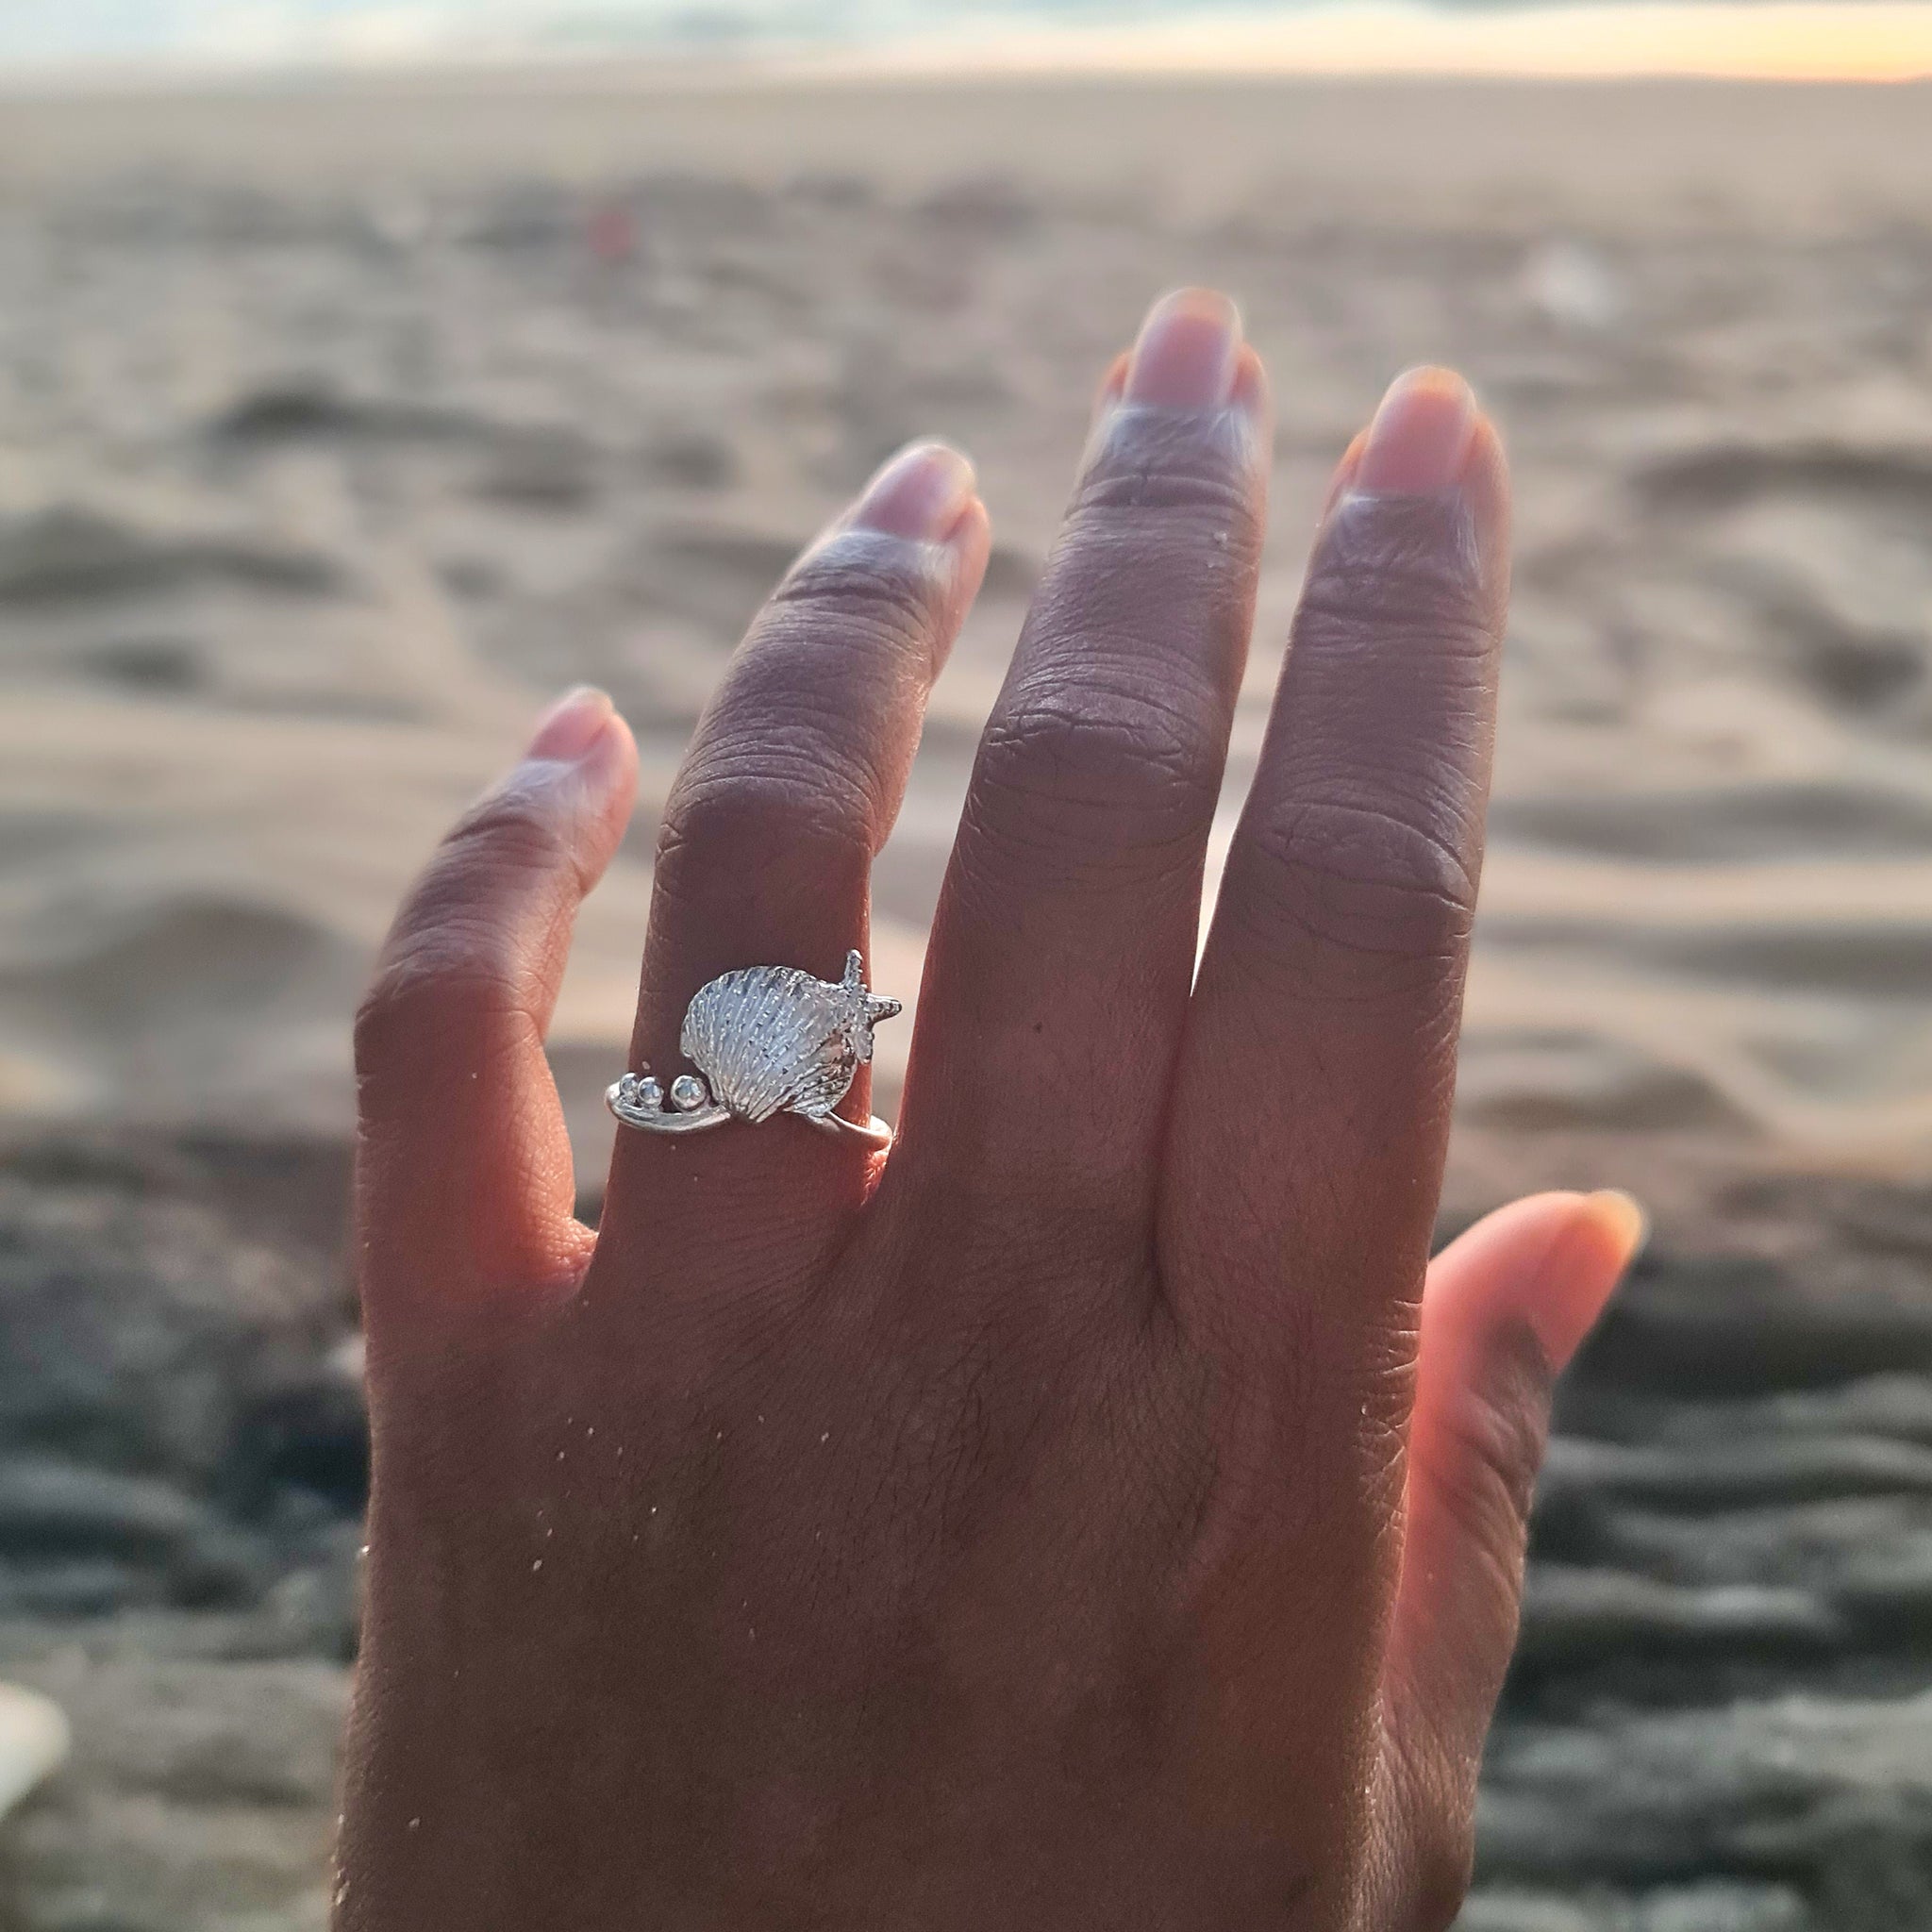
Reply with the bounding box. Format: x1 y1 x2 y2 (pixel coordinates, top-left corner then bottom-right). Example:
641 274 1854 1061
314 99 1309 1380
339 290 1643 1930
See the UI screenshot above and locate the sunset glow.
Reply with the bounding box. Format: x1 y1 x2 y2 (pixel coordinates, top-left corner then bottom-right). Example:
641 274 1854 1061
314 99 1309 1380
835 4 1932 84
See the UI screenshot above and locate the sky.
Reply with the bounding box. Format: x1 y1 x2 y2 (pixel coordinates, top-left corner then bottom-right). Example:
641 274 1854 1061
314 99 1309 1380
2 0 1931 77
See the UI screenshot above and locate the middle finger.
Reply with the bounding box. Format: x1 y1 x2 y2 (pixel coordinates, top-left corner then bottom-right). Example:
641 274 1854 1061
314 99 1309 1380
890 290 1271 1252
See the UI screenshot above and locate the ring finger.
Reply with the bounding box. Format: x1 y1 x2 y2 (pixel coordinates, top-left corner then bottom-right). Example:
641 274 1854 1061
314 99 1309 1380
598 441 991 1257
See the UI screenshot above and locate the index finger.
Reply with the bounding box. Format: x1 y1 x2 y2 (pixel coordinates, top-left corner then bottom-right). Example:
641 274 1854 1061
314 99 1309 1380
1165 369 1509 1393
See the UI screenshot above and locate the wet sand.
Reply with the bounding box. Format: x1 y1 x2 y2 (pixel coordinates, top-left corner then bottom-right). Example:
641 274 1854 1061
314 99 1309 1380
1 68 1931 1929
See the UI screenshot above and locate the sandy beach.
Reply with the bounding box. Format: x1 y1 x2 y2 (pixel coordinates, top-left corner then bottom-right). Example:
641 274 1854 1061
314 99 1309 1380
6 74 1932 1167
2 67 1932 1929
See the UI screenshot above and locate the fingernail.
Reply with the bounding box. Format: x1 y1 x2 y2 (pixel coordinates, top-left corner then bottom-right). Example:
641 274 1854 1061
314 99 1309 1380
1585 1189 1650 1266
1531 1191 1649 1372
852 441 977 542
526 685 615 761
1122 287 1241 409
1353 366 1479 494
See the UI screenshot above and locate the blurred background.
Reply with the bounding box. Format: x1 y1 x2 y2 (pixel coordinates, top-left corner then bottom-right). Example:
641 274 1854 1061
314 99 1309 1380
3 5 1932 1928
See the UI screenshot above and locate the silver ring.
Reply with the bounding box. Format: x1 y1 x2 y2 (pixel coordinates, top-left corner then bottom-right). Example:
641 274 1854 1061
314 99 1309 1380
607 949 899 1148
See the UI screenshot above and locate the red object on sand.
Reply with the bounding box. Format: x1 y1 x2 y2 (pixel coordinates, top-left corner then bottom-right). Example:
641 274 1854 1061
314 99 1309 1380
588 201 638 267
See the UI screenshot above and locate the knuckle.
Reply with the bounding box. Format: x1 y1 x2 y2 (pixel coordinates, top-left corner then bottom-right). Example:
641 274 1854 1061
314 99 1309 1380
355 929 524 1083
658 741 876 885
657 533 941 889
1071 456 1256 532
771 529 944 641
443 782 575 886
1076 405 1262 527
971 676 1221 865
1300 493 1494 652
355 785 573 1079
1239 793 1478 993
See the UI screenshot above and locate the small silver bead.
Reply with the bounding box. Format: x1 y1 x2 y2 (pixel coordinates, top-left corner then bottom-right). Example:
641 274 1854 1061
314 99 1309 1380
670 1074 709 1112
634 1075 663 1111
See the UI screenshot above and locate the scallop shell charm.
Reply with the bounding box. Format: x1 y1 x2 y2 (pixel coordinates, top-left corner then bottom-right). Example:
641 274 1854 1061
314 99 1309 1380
607 951 900 1146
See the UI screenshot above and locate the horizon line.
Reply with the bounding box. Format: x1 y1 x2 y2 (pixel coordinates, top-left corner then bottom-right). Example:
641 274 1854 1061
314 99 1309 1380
5 5 1932 92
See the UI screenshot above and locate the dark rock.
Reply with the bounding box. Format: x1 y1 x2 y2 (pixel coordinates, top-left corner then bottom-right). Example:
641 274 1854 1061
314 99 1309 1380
0 1457 268 1608
0 1457 220 1560
0 506 340 604
1614 1376 1932 1451
0 1559 149 1618
1459 1879 1810 1930
1516 1567 1844 1667
1833 1535 1932 1634
0 1142 354 1495
1557 1496 1932 1596
1575 1266 1932 1398
230 1337 369 1515
1477 1693 1932 1925
1537 1433 1932 1513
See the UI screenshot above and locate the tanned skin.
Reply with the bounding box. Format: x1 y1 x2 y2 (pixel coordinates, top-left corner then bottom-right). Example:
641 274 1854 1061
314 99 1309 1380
338 291 1642 1932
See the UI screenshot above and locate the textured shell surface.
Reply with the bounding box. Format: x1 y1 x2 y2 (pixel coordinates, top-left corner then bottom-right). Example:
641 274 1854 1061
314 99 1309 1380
680 965 863 1123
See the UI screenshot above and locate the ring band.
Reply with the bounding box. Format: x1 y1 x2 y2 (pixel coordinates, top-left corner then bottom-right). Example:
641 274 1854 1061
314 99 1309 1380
607 950 898 1148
